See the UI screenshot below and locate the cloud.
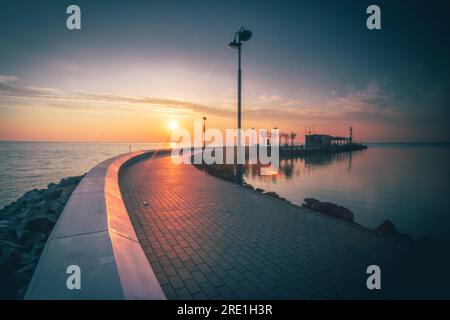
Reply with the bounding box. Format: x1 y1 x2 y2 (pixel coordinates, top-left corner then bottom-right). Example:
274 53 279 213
0 75 18 84
247 80 400 122
326 80 400 119
0 78 400 123
0 83 58 98
0 81 235 117
258 94 282 103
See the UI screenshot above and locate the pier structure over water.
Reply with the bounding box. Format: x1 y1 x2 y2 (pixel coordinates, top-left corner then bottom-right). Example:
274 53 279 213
280 126 366 156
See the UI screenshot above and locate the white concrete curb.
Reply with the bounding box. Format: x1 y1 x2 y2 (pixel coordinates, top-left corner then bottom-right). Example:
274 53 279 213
25 150 166 300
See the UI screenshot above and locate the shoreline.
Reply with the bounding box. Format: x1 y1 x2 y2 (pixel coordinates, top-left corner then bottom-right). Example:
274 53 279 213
0 175 83 299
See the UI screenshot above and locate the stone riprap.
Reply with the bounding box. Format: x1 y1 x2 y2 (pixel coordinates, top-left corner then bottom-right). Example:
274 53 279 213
0 176 82 299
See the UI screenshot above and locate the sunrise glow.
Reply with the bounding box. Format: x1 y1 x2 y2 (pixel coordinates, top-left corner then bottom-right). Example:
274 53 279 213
169 121 179 131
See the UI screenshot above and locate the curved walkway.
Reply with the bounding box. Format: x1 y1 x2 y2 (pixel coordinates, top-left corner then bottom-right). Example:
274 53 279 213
120 153 408 299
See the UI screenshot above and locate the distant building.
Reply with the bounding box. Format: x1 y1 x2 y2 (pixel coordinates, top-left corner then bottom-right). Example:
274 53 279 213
305 128 352 150
305 134 333 150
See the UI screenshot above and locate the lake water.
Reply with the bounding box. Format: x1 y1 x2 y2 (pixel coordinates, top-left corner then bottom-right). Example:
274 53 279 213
1 142 450 242
244 144 450 242
0 141 171 209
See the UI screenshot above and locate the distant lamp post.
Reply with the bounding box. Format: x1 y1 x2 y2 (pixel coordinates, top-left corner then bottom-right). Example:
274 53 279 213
202 116 207 149
290 132 297 146
229 27 252 185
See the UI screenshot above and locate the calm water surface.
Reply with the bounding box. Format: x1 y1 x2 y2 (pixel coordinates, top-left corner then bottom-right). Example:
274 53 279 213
244 144 450 241
2 142 450 242
0 141 171 209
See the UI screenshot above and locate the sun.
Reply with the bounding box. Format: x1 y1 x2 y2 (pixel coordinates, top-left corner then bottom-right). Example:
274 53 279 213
168 121 178 130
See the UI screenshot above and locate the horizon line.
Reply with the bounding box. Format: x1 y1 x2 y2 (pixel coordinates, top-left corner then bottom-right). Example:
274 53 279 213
1 140 450 145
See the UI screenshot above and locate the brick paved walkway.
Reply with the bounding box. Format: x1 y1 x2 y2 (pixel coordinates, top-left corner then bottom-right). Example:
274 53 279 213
119 153 408 299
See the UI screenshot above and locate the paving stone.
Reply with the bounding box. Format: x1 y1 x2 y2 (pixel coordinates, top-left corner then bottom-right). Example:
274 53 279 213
184 278 202 294
177 268 192 281
168 274 184 290
191 271 208 284
205 273 223 288
200 282 220 299
192 292 208 299
161 283 177 300
176 288 193 300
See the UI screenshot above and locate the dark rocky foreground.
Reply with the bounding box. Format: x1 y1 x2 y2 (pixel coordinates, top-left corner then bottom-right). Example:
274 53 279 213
0 175 83 299
302 197 354 222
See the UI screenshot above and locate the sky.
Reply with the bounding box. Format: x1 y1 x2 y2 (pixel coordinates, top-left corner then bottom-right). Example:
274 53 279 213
0 0 449 143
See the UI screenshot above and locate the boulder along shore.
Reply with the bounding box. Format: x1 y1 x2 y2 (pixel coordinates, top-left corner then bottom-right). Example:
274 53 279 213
0 175 83 299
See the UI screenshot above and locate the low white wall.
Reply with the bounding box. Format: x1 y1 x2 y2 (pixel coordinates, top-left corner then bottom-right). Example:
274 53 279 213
25 150 166 300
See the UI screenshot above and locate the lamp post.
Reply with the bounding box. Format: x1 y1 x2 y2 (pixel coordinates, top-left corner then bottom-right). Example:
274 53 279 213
202 116 207 149
229 27 252 185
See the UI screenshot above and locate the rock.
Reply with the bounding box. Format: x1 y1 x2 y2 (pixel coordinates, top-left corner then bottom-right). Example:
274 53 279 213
330 206 354 222
262 191 287 201
0 221 17 242
59 185 77 203
0 245 21 299
47 182 57 190
15 286 28 300
303 198 320 208
45 213 59 223
17 230 30 245
0 201 25 220
60 175 83 187
16 211 29 221
0 220 15 228
20 252 40 265
22 189 42 203
303 198 354 223
14 263 37 289
0 175 82 299
30 242 46 256
46 200 64 215
310 201 337 214
24 216 55 233
4 216 19 225
255 188 265 193
264 191 280 198
375 219 413 241
31 200 46 210
23 232 47 251
44 188 63 201
0 239 22 252
376 220 399 236
0 240 22 273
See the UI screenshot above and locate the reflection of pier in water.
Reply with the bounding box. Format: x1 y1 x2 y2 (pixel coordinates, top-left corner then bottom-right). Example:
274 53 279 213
303 150 356 170
244 149 364 181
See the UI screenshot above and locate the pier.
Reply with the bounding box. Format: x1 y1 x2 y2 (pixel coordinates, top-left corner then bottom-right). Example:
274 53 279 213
279 143 367 157
119 151 407 299
279 127 367 156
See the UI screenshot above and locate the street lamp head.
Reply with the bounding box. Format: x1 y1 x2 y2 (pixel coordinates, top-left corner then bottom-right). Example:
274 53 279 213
229 27 252 49
228 40 240 49
238 28 252 42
